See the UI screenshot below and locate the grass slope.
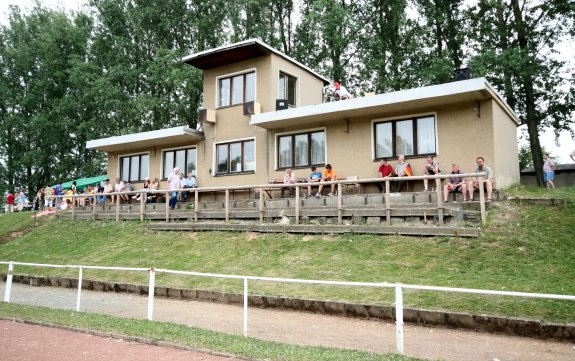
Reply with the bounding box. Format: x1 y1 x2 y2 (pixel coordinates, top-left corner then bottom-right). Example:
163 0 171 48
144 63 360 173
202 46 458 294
0 186 574 323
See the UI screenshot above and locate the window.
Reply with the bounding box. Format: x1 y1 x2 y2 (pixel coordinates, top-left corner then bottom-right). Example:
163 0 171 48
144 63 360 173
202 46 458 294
216 140 255 174
279 72 297 107
120 154 149 182
374 115 436 159
278 130 325 169
163 147 196 179
219 72 255 107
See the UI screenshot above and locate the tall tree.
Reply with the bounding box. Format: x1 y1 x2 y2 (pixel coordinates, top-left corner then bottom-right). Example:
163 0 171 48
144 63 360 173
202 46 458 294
468 0 575 186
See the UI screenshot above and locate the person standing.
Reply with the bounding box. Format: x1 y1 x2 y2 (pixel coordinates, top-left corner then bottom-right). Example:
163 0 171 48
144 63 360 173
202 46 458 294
167 167 181 210
44 185 53 209
467 156 494 201
5 192 15 213
543 153 555 189
376 158 394 192
16 189 26 211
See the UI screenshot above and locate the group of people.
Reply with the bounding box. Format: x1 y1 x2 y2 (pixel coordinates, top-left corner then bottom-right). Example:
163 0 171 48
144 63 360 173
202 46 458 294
3 190 28 213
282 163 339 198
166 167 198 209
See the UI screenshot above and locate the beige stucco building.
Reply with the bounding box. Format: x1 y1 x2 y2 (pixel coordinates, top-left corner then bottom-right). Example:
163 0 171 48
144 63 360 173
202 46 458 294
86 39 520 194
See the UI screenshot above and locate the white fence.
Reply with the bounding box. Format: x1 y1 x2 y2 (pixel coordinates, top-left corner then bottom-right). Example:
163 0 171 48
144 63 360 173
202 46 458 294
2 260 573 355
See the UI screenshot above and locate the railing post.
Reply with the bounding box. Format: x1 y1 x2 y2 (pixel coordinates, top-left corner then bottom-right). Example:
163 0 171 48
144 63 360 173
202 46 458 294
225 189 230 223
71 194 76 220
479 179 486 224
337 182 343 225
147 268 155 321
435 177 443 225
295 185 300 225
115 192 121 221
395 283 404 355
140 191 145 221
165 191 170 222
243 277 248 336
194 189 199 222
385 180 391 224
3 262 14 303
92 193 97 220
76 266 83 312
259 187 264 224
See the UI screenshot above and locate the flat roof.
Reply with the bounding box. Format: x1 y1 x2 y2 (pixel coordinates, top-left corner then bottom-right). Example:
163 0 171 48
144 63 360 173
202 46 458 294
182 38 330 85
86 126 204 153
250 77 520 129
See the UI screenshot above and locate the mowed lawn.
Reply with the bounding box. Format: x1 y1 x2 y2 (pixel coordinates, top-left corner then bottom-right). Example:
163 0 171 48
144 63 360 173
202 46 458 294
0 185 574 323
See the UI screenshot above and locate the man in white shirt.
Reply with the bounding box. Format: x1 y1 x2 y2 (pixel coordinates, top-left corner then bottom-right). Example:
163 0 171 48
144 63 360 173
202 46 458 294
167 167 181 209
333 81 352 100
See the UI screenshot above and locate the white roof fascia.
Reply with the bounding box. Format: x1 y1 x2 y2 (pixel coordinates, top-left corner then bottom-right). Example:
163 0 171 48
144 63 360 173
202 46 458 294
250 77 520 125
86 126 203 150
182 38 330 84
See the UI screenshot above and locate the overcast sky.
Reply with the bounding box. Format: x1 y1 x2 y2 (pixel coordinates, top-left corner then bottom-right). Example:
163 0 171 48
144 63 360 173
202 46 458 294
1 0 574 163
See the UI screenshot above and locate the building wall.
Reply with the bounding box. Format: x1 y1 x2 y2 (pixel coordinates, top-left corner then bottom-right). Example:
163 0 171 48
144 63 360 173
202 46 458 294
491 99 520 188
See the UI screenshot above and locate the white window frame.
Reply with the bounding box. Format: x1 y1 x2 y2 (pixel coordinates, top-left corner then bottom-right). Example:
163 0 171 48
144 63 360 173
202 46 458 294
118 151 150 182
275 127 327 170
278 69 299 107
212 137 257 176
370 112 438 160
215 68 257 109
161 145 198 179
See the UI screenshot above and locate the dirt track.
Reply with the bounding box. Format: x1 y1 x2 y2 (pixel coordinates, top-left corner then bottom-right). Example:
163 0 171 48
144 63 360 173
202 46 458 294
1 282 574 361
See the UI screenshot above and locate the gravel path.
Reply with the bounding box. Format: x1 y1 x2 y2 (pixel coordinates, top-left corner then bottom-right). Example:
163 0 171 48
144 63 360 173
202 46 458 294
2 282 574 361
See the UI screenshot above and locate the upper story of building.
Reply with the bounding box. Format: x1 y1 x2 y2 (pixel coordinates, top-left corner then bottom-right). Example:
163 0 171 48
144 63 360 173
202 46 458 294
182 38 330 126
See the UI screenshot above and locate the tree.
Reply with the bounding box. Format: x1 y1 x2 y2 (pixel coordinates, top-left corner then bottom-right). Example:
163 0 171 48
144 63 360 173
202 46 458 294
468 0 575 186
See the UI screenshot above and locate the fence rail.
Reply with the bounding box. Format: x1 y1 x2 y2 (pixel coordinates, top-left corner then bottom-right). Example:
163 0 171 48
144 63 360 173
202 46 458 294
1 260 573 355
48 172 490 224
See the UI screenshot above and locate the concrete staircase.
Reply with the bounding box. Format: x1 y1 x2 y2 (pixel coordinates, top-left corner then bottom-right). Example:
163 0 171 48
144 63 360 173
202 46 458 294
55 191 506 237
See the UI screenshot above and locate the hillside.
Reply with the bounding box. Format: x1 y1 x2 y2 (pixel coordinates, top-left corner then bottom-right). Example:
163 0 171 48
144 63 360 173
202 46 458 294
1 186 574 323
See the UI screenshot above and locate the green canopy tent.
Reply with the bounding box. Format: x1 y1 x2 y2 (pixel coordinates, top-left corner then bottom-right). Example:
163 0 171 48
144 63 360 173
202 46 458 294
53 175 107 191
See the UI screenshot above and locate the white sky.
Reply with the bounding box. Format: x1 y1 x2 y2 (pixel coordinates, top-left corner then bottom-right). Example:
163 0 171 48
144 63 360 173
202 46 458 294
1 0 574 164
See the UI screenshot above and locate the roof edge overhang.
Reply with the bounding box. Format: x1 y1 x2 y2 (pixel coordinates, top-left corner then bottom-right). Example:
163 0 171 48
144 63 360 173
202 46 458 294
182 38 330 85
86 126 205 153
250 77 521 129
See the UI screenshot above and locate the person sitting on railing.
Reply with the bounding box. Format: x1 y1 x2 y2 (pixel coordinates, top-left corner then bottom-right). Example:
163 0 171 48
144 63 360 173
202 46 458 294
394 155 412 192
443 163 467 202
316 164 337 197
283 168 297 197
112 178 125 204
306 166 322 198
133 177 151 202
423 155 441 192
181 172 197 202
124 181 134 203
148 177 160 203
376 158 394 192
467 156 494 202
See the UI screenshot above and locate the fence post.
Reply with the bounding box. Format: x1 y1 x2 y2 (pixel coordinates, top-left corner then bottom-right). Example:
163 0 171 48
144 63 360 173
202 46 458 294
194 189 199 222
259 187 264 224
71 194 76 220
92 194 97 220
479 179 486 223
385 180 391 224
337 183 343 225
140 191 145 221
115 192 121 221
435 177 443 225
147 268 155 321
395 283 404 355
165 191 170 222
3 262 14 303
76 266 83 312
295 185 300 225
225 189 230 223
243 277 248 336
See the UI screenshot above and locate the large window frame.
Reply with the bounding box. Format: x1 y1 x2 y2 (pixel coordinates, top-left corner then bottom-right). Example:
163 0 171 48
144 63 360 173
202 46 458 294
279 71 297 107
373 115 437 159
162 147 197 179
277 130 326 170
217 70 256 108
119 153 149 182
215 139 255 175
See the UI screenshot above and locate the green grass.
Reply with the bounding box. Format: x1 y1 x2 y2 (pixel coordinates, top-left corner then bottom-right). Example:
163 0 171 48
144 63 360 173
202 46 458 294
0 210 42 240
0 187 574 323
0 303 418 361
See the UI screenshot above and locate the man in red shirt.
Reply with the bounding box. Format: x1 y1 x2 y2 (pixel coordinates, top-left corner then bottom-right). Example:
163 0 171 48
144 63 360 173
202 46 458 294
376 158 394 192
5 192 15 213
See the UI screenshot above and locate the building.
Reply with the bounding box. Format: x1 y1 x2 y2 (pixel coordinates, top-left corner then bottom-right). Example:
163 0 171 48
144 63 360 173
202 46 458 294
86 39 520 195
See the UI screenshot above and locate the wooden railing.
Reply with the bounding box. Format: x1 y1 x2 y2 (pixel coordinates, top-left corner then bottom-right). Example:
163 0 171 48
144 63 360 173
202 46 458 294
49 172 489 224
